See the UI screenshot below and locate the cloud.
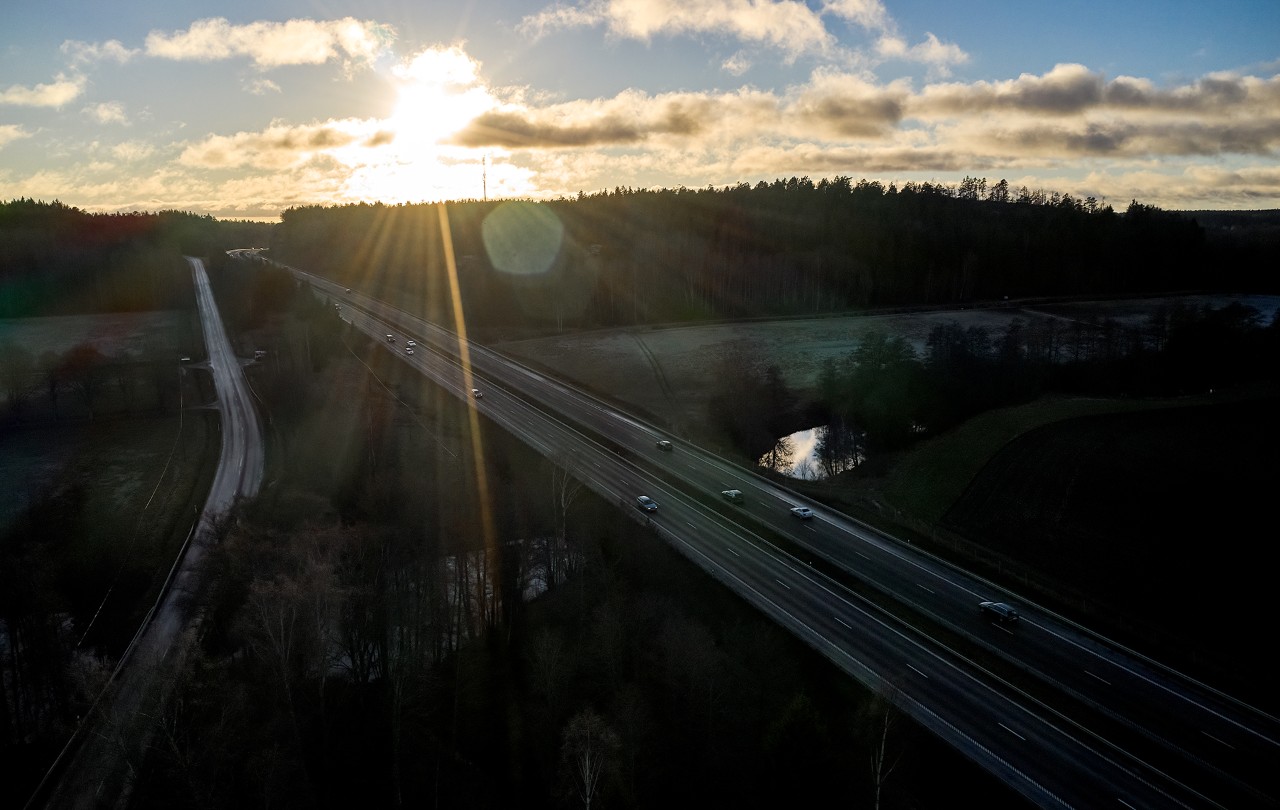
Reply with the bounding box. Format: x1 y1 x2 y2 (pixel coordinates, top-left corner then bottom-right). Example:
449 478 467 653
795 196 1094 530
821 0 891 32
0 74 85 107
0 124 31 149
790 70 908 137
875 32 968 76
111 141 155 162
144 17 394 70
61 39 138 65
178 118 387 169
84 101 128 125
521 0 836 59
722 51 752 75
450 88 775 148
245 78 282 95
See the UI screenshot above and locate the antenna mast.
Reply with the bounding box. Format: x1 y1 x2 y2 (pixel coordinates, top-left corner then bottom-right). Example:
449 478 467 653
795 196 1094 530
482 154 488 202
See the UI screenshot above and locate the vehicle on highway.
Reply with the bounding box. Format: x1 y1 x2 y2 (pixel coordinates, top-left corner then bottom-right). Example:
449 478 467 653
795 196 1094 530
471 388 483 399
405 347 414 355
655 439 673 451
635 495 658 512
979 601 1020 623
386 334 395 342
721 489 744 504
406 340 416 347
345 288 352 294
790 506 814 519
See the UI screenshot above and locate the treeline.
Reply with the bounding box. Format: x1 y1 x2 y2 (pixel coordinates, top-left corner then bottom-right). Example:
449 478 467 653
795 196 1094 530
0 199 271 317
814 300 1280 457
268 178 1276 336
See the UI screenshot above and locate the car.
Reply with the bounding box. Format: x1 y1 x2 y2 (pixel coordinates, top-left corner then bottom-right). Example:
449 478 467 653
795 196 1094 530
471 388 483 399
790 506 814 519
406 340 416 347
405 347 414 355
345 288 352 294
635 495 658 512
386 334 395 342
655 439 673 451
721 489 744 504
979 601 1020 624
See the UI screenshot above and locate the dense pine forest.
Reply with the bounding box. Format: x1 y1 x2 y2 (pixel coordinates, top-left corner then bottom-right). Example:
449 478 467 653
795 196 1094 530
266 178 1278 337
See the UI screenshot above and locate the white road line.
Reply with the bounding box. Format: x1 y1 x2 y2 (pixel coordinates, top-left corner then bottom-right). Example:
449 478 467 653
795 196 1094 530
998 722 1026 741
835 616 852 629
855 551 871 560
916 583 935 595
775 579 790 590
726 547 740 557
1117 799 1137 809
1085 670 1112 686
1201 731 1235 750
907 664 930 679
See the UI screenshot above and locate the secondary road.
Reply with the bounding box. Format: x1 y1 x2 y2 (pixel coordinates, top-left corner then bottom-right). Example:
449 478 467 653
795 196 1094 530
37 257 264 810
285 262 1279 808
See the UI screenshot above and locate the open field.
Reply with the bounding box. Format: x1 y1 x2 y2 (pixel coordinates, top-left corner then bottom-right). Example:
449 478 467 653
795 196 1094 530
0 310 201 359
495 294 1280 438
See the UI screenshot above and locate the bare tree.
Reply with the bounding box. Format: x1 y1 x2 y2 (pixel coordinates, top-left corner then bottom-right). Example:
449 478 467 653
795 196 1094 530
560 708 619 810
547 452 585 589
864 684 906 810
0 340 34 405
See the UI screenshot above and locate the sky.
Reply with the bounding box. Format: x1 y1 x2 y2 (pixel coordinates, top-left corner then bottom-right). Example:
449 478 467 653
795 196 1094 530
2 0 1279 220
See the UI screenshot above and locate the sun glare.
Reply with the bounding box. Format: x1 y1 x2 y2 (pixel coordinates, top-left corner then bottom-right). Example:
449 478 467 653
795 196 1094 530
388 46 494 148
346 45 502 202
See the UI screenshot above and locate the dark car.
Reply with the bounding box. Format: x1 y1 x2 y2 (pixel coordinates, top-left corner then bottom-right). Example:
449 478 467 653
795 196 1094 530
635 495 658 512
655 439 673 451
979 601 1019 623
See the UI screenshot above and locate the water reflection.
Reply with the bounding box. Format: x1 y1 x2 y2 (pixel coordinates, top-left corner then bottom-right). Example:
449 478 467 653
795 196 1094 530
759 421 865 480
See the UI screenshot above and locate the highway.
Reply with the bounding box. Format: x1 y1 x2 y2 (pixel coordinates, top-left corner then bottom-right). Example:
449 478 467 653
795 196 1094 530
290 264 1278 808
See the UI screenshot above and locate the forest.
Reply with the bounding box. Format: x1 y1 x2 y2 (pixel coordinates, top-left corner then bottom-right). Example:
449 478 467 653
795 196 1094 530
266 178 1278 339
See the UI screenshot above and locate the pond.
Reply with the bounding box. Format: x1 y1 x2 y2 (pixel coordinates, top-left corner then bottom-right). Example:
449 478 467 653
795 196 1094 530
759 421 864 480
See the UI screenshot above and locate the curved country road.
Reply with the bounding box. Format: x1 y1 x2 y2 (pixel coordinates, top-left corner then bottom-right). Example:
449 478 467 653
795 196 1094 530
37 257 263 810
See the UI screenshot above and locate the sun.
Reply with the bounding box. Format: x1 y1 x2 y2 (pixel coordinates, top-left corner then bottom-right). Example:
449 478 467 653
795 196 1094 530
387 46 496 149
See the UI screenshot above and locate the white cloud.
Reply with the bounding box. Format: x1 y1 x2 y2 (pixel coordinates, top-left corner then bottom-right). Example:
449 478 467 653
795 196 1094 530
875 32 968 76
111 141 155 162
521 0 836 59
821 0 891 32
245 78 282 95
61 39 138 65
144 17 394 70
84 101 128 125
0 124 32 148
178 118 390 170
722 51 752 76
0 74 85 107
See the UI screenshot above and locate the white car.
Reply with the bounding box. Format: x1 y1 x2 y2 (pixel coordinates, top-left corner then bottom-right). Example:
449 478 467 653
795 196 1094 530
406 340 416 347
790 506 814 519
405 347 414 355
471 388 483 399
